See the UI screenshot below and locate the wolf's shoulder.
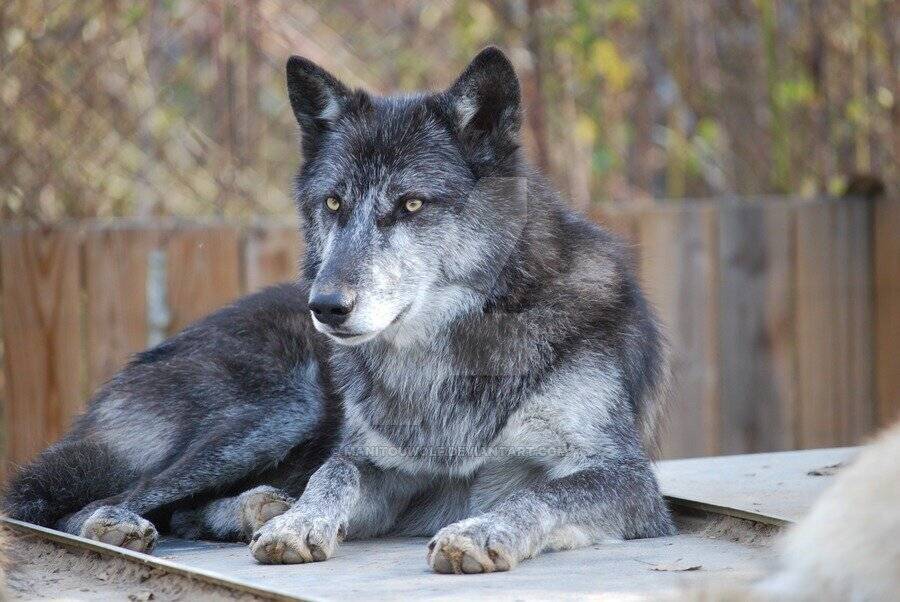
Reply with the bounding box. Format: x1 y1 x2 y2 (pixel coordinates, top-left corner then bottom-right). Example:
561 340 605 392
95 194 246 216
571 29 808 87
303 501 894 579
541 206 635 298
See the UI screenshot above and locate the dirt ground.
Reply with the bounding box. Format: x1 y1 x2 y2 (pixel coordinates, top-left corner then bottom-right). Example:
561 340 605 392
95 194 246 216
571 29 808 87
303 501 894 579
2 527 269 602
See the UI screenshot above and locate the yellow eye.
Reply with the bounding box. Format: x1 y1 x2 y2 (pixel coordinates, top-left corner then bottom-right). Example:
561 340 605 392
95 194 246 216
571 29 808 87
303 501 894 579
325 197 341 211
405 198 423 213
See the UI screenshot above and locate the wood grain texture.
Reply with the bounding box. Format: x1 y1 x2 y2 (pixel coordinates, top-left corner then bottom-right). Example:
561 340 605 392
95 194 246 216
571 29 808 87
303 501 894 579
874 198 900 427
657 446 855 525
83 226 158 393
164 226 242 335
718 203 796 453
638 204 720 458
243 226 301 293
0 228 83 468
795 199 874 448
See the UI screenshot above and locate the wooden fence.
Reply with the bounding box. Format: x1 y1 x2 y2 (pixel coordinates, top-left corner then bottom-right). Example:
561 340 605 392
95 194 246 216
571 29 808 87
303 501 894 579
1 197 898 477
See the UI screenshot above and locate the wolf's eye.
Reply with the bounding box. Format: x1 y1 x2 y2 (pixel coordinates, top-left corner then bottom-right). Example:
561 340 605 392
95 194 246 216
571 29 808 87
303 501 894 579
325 197 341 212
404 198 423 213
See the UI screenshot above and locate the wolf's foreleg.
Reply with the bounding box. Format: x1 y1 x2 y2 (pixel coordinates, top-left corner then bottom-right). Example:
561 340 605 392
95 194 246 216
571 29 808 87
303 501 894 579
249 454 360 563
170 485 296 542
249 453 412 564
428 457 674 574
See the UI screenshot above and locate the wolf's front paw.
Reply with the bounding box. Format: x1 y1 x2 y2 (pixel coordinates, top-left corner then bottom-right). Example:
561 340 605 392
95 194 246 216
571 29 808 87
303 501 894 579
249 511 343 564
80 506 158 553
239 485 295 540
427 515 519 574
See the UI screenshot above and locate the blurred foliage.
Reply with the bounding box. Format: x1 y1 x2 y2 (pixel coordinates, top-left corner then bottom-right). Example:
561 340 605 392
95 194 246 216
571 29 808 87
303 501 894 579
0 0 897 221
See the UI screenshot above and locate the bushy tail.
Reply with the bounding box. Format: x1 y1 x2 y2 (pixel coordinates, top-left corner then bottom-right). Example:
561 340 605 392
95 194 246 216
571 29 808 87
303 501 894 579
3 439 135 527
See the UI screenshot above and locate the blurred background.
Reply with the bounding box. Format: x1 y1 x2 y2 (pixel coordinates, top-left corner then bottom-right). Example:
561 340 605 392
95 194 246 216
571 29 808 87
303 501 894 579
2 0 897 219
0 1 897 472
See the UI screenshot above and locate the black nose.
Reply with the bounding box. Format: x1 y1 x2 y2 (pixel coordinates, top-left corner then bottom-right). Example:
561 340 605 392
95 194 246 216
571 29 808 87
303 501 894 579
309 291 355 327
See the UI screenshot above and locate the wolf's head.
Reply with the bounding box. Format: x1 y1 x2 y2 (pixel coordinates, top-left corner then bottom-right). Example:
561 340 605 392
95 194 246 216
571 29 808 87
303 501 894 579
288 47 529 346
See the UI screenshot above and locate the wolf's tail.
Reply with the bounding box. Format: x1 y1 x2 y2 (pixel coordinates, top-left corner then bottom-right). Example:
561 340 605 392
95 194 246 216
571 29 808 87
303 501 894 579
3 438 135 527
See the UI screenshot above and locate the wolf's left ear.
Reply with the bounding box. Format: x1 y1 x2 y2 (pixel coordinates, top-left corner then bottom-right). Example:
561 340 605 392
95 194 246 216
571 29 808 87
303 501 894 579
444 46 521 142
286 56 351 152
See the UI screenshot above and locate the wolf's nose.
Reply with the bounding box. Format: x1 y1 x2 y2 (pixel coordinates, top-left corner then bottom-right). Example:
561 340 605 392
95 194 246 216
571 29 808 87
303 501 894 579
309 291 355 327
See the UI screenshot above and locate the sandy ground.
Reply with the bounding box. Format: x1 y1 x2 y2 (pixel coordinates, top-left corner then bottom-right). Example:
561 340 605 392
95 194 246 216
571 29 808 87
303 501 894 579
2 527 269 602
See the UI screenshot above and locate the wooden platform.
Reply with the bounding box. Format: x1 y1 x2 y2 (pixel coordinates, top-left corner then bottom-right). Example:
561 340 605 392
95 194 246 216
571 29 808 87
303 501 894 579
4 447 858 601
657 447 856 525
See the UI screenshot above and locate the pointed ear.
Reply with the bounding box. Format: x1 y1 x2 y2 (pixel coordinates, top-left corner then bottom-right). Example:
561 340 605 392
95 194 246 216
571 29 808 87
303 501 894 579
286 56 350 152
445 47 521 140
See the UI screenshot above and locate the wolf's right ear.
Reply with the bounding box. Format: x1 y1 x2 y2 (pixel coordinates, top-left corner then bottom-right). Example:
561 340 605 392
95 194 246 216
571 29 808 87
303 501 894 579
443 47 522 143
286 56 350 151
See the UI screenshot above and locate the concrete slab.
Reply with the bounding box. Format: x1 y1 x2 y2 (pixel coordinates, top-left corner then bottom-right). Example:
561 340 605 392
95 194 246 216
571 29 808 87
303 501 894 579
657 447 856 525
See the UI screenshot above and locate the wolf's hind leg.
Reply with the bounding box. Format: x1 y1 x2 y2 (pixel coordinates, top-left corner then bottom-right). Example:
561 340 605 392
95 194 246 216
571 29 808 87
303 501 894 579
60 505 158 553
116 402 319 518
171 486 295 542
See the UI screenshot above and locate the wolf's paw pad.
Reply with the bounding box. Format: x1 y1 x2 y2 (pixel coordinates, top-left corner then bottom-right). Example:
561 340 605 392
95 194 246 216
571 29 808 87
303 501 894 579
249 512 341 564
239 486 295 538
427 519 516 574
80 506 158 553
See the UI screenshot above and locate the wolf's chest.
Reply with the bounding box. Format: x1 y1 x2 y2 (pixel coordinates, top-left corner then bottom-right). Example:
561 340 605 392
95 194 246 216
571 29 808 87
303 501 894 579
342 350 529 475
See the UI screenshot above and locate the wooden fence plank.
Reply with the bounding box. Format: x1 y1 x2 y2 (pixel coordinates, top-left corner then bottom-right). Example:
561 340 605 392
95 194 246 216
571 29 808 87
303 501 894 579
842 200 874 442
164 226 242 335
0 228 83 469
718 203 796 453
795 199 874 448
83 226 157 393
638 205 720 458
874 198 900 427
243 226 301 293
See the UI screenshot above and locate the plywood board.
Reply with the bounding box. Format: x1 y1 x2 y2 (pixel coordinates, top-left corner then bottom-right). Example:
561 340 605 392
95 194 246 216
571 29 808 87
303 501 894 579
6 514 770 601
151 533 767 601
11 447 850 601
657 446 856 525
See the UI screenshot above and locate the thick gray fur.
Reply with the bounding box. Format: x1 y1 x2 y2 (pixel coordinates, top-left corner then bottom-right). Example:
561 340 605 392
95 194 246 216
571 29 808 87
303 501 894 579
4 46 673 573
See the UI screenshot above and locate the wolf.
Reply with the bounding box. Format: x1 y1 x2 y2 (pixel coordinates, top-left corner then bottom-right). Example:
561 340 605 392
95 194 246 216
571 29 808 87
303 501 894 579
3 46 674 573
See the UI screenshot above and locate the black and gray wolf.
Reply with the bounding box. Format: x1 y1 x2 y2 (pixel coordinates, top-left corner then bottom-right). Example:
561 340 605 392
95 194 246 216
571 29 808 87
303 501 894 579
3 46 674 573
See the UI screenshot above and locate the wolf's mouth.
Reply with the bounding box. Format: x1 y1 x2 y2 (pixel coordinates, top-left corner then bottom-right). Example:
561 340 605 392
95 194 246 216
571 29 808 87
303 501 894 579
330 330 373 339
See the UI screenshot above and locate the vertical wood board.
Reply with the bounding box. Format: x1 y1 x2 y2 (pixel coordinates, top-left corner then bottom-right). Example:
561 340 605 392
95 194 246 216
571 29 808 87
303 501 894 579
0 229 83 468
638 205 720 458
164 226 242 335
243 226 301 293
83 226 158 393
718 203 796 453
795 200 873 447
874 199 900 426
